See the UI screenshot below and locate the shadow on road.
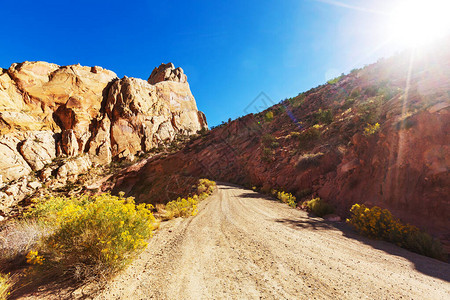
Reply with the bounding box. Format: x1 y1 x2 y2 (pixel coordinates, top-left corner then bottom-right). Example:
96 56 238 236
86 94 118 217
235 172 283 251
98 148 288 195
275 217 334 231
224 183 450 283
275 215 450 282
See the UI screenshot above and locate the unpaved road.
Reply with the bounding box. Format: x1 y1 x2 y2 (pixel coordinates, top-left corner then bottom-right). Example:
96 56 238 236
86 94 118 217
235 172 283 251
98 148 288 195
88 183 450 299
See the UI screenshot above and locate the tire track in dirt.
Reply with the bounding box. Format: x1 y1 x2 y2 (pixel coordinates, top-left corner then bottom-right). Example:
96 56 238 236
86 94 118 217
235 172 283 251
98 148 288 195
91 183 450 300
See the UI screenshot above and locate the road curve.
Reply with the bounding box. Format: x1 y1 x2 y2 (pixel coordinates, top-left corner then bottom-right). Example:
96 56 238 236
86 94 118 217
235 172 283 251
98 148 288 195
94 183 450 299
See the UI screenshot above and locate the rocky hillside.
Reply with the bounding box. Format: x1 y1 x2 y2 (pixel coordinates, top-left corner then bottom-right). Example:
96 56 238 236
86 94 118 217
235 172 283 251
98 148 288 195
107 44 449 245
0 62 207 214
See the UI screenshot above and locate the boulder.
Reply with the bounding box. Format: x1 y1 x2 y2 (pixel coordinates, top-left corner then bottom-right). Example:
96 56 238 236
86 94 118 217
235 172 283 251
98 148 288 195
19 131 56 171
0 135 32 182
56 155 92 181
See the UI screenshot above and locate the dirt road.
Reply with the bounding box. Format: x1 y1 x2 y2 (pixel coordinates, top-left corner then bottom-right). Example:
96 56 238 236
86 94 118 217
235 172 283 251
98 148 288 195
93 183 449 299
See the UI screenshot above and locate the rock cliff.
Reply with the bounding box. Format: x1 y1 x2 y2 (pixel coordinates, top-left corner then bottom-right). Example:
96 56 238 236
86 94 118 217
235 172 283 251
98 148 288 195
0 61 207 212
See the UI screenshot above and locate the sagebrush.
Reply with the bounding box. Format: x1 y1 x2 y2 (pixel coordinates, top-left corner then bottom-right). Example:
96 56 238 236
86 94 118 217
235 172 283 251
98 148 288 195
303 197 334 217
160 179 216 220
347 204 446 261
25 193 158 279
273 190 297 208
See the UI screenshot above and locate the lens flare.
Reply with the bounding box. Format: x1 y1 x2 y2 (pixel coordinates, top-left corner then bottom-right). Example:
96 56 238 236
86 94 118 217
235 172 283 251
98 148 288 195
389 0 450 47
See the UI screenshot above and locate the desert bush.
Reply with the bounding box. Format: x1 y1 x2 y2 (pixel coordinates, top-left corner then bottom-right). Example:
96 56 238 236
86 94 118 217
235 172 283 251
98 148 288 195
298 127 321 150
262 147 273 162
296 152 324 171
289 131 301 138
0 273 11 300
347 204 446 260
358 97 383 124
197 178 216 195
261 133 276 147
274 190 297 208
327 75 343 85
264 111 274 122
161 179 216 220
165 196 199 219
26 193 158 279
303 197 334 217
0 220 46 266
363 122 380 136
314 109 333 125
286 93 306 108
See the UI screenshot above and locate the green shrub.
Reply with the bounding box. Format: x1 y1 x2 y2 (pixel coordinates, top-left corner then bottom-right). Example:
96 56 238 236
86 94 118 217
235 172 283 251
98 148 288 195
327 75 342 85
314 109 333 125
262 147 273 162
287 93 306 108
350 89 361 98
303 197 334 217
261 133 276 147
347 204 446 261
26 193 158 279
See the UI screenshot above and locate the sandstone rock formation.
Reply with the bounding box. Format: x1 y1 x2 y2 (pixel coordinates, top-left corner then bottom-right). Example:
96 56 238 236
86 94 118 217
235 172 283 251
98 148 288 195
148 63 187 84
0 61 207 212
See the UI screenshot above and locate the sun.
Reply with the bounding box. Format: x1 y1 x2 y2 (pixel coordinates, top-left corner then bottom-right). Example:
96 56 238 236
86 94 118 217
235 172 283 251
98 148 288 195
389 0 450 47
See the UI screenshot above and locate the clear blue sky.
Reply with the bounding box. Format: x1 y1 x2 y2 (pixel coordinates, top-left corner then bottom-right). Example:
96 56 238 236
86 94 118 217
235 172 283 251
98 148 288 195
1 0 407 126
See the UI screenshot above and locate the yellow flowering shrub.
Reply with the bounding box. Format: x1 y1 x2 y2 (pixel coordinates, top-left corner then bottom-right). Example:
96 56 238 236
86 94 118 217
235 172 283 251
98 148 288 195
274 190 297 208
197 178 216 195
364 122 380 136
27 193 158 278
348 204 446 260
26 250 44 265
165 196 199 218
0 272 11 300
303 197 334 217
162 179 216 220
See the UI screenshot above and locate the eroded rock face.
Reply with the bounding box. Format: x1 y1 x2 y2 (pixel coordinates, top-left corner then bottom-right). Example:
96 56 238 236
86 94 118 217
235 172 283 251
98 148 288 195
0 135 32 181
19 131 56 171
0 61 207 212
148 62 187 84
102 76 206 158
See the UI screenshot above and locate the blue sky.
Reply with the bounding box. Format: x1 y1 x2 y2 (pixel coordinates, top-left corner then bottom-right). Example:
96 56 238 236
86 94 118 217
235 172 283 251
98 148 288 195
1 0 407 126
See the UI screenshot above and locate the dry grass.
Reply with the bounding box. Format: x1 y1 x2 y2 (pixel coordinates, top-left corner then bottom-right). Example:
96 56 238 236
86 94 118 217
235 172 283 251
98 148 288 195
0 220 48 268
0 272 12 300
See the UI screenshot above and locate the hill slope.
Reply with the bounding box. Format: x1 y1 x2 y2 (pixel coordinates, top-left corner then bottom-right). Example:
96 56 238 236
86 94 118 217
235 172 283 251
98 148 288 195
108 43 450 246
